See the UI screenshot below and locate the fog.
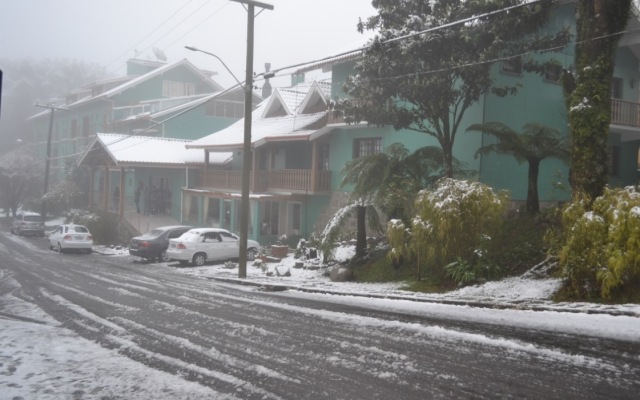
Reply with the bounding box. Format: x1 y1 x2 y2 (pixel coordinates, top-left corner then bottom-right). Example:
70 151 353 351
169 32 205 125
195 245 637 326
0 0 375 89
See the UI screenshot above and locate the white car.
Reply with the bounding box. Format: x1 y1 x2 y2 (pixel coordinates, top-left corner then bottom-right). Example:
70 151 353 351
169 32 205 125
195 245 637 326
49 224 94 254
166 228 259 266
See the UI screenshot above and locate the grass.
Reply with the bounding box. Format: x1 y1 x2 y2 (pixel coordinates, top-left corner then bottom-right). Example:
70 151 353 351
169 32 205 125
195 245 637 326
552 277 640 304
352 252 455 293
352 212 556 294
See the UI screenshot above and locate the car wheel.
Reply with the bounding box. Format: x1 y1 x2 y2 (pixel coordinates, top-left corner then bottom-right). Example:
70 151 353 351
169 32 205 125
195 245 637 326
49 243 54 251
158 250 171 263
247 248 258 261
58 242 65 254
85 248 92 255
192 253 206 266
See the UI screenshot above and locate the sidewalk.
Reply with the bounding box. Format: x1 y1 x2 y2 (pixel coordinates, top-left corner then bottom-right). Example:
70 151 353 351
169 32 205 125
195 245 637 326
92 244 640 319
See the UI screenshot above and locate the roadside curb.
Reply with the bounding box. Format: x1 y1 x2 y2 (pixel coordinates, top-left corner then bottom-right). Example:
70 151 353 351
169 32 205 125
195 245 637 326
208 276 640 318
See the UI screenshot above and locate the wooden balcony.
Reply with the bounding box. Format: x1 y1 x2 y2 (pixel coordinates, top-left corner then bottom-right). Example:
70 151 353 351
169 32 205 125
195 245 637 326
202 169 331 193
611 98 640 128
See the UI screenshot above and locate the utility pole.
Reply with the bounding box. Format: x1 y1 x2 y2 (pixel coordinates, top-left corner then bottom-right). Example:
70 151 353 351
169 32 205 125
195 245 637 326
35 103 68 222
231 0 273 278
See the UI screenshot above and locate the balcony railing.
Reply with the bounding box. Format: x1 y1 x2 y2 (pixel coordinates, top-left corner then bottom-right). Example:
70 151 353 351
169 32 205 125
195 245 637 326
202 169 331 193
611 98 640 128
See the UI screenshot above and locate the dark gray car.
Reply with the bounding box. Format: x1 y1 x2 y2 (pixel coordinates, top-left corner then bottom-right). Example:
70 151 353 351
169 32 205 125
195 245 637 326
129 225 192 262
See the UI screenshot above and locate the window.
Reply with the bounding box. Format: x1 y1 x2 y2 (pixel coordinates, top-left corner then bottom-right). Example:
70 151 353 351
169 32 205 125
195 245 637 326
261 201 279 236
71 119 78 139
162 80 195 97
610 146 620 177
544 64 562 83
502 56 522 75
353 138 382 159
205 100 244 118
611 77 623 99
290 203 301 235
82 116 90 137
318 143 330 171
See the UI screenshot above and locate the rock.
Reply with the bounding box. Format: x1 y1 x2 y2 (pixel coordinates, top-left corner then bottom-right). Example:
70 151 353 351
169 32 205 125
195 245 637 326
276 266 291 277
294 261 304 269
330 266 354 282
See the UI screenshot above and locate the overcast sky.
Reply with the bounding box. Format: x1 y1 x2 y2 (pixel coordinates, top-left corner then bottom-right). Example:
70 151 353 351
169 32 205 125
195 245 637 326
0 0 376 89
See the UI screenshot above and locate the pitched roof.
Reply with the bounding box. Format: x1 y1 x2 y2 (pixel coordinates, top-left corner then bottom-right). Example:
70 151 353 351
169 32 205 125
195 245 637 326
29 59 224 120
187 81 332 150
77 133 231 167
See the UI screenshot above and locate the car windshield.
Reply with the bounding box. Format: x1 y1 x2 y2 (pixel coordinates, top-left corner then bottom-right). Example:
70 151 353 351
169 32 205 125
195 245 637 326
24 216 42 222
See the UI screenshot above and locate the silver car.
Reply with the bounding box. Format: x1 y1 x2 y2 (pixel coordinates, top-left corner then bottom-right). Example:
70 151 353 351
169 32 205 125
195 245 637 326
166 228 259 266
49 224 94 254
11 211 45 237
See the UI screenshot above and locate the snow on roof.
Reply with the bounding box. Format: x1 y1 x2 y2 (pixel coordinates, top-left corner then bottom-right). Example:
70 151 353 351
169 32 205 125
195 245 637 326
87 133 231 166
187 81 332 150
29 60 225 120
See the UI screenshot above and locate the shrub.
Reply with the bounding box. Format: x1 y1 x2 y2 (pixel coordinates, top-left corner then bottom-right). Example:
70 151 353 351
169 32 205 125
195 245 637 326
66 209 118 245
42 180 84 215
557 186 640 301
444 257 502 286
388 178 508 282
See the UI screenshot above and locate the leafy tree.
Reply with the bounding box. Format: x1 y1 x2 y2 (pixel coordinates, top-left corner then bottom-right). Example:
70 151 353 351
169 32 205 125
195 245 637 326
0 58 107 154
557 186 640 302
336 0 569 178
467 122 570 214
562 0 632 202
0 149 43 217
387 178 508 281
339 143 467 258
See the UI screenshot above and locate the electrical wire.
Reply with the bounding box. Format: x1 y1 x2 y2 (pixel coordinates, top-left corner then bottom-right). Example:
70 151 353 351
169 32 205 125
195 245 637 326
42 4 640 163
102 0 197 73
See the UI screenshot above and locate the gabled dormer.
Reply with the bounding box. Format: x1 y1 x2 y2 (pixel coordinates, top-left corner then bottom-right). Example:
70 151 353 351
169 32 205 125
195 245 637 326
297 81 329 115
261 90 291 118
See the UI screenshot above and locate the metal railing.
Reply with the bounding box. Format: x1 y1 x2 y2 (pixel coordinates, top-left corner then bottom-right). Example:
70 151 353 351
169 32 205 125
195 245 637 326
611 98 640 128
201 169 331 193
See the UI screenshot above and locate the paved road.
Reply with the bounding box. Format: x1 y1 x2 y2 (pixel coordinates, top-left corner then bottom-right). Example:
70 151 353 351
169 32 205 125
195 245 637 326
1 230 639 399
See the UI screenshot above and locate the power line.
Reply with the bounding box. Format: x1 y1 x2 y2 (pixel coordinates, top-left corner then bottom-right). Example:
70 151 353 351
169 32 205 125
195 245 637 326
102 0 197 72
45 3 640 163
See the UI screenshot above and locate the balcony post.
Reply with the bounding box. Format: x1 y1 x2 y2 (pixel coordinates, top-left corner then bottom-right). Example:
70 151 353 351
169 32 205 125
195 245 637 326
251 147 258 191
203 150 209 187
310 141 318 192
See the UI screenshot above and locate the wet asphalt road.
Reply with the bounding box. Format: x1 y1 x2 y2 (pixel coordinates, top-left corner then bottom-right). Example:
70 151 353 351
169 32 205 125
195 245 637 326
1 229 639 399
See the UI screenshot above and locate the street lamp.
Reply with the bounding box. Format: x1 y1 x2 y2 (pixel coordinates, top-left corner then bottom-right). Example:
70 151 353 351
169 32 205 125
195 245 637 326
184 46 244 89
187 0 272 279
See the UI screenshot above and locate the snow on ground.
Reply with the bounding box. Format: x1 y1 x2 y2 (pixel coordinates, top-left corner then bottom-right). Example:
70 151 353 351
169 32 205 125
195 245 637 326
172 244 640 317
2 240 638 398
0 275 234 400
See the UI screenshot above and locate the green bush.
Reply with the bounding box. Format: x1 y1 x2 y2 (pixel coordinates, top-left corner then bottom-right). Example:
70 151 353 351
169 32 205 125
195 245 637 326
557 186 640 301
444 257 502 286
387 178 508 282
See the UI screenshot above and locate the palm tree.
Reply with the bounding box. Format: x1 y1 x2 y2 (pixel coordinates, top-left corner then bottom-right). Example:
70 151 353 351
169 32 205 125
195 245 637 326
467 122 570 214
339 143 466 258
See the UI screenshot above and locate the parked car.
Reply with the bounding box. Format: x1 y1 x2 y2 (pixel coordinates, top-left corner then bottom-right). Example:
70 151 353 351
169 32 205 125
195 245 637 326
166 228 259 266
129 225 193 262
49 224 93 254
11 211 45 237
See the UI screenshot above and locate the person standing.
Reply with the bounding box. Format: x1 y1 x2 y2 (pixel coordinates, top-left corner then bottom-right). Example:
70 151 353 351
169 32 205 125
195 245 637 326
112 186 120 212
134 182 143 214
